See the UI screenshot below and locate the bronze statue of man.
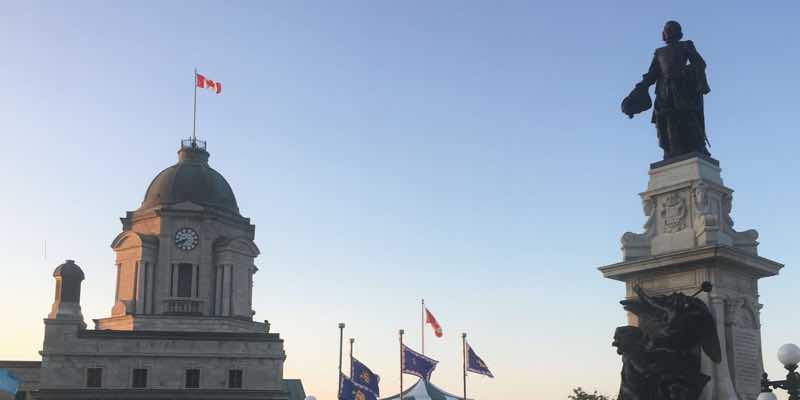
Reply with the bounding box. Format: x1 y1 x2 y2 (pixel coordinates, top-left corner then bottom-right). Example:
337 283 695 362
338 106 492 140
623 21 711 159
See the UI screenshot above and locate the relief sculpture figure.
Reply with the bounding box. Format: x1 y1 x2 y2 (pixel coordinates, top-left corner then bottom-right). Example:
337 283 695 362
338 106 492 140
614 282 721 400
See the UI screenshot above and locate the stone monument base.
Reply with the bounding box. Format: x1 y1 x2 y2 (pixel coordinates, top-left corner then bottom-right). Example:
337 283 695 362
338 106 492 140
600 156 783 400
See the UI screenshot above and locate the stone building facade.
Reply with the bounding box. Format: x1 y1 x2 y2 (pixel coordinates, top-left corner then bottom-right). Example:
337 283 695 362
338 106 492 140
2 140 304 400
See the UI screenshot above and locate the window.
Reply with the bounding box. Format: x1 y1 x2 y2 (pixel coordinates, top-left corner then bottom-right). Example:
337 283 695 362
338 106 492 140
177 263 193 297
185 369 200 389
14 391 26 400
228 369 243 388
86 367 102 388
132 368 148 388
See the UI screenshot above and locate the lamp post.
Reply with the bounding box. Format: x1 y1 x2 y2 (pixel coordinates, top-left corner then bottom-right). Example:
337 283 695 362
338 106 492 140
759 343 800 400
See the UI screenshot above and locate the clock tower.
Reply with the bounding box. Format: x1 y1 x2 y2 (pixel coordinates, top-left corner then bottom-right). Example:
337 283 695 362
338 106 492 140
97 138 263 330
27 138 299 400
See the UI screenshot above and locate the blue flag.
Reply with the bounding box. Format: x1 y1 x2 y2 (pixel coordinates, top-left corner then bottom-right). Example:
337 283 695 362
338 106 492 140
0 368 18 395
466 343 494 378
339 373 377 400
401 345 438 380
351 357 380 396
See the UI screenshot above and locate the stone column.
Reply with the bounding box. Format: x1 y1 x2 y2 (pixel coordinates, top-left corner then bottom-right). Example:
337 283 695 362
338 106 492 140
191 263 198 298
228 264 235 316
135 260 146 314
249 265 257 317
214 265 223 315
221 264 232 316
147 262 155 314
171 263 179 297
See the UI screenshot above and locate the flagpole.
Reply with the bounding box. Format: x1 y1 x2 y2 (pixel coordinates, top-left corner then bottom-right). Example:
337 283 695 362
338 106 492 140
192 68 197 142
421 298 425 355
349 338 355 376
338 323 345 386
399 329 405 400
462 332 467 400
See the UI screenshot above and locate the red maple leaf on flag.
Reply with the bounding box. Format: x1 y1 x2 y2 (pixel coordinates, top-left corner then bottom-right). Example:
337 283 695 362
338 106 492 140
195 72 222 94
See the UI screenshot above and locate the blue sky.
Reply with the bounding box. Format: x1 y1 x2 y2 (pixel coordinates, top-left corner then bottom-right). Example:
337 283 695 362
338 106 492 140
1 1 799 399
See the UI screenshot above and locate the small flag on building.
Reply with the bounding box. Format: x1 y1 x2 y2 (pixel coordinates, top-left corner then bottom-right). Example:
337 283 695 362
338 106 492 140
466 343 494 378
351 357 380 396
0 368 19 395
339 373 377 400
195 72 222 94
401 345 438 380
425 308 443 338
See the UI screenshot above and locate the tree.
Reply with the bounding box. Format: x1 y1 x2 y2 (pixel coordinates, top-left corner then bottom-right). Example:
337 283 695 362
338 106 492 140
568 387 614 400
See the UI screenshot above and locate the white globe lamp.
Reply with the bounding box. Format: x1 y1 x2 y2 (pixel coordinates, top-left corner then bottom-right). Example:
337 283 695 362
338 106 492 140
778 343 800 368
760 343 800 400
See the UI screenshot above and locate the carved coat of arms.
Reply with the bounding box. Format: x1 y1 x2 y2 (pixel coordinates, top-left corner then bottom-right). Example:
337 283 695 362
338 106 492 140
660 193 687 233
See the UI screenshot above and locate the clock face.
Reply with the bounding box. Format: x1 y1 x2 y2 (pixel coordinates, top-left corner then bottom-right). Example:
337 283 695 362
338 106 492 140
174 227 199 251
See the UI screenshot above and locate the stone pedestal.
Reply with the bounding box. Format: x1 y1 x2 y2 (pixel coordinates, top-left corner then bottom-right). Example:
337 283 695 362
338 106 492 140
599 156 783 400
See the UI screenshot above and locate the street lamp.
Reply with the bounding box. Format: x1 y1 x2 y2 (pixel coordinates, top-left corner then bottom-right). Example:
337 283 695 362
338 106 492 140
759 343 800 400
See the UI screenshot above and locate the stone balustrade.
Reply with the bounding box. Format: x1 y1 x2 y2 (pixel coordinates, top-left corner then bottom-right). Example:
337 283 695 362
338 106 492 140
163 298 203 315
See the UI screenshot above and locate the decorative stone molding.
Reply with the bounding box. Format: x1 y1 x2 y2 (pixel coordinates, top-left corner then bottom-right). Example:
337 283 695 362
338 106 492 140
622 157 759 260
724 297 745 327
110 231 158 252
111 300 135 317
692 181 719 229
620 198 657 260
660 192 687 233
214 237 260 258
724 297 760 329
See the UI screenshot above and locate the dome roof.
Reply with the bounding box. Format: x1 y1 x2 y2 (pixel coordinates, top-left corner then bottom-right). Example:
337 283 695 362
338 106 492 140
140 142 239 214
53 259 85 280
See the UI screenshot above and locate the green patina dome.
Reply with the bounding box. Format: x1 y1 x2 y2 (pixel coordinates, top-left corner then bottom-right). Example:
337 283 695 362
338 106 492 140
140 141 239 214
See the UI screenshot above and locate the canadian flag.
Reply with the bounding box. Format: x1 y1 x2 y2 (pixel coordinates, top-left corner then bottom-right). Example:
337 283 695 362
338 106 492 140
196 73 222 94
425 308 443 338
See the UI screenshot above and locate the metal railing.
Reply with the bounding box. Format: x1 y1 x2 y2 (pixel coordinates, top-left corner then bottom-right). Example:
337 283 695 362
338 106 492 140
181 138 207 150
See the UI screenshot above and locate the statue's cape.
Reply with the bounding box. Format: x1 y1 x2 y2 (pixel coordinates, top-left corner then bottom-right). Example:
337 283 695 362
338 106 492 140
621 84 652 117
696 300 721 363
